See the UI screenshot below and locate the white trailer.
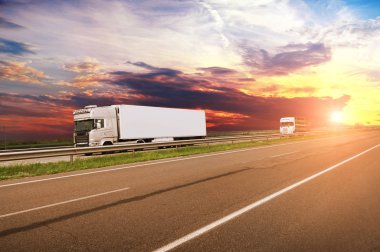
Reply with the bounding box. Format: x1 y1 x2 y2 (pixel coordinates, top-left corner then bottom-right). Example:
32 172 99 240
73 105 206 147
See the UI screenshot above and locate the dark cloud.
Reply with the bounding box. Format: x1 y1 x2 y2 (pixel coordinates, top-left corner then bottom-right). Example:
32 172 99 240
0 38 34 55
106 66 349 129
197 67 237 75
0 93 65 117
0 17 24 29
127 61 182 76
0 103 48 117
242 42 331 75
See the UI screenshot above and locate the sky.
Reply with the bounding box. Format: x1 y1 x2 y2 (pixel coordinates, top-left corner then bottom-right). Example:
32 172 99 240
0 0 379 141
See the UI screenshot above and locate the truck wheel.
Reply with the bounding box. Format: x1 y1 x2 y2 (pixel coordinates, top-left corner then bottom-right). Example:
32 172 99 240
102 141 113 154
135 139 145 151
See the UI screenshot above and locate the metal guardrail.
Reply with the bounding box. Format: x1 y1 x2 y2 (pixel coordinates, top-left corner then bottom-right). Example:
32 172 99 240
0 145 72 153
0 133 313 162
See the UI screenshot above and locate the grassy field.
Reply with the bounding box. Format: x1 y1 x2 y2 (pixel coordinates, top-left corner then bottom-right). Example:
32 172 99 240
0 134 322 181
1 139 73 150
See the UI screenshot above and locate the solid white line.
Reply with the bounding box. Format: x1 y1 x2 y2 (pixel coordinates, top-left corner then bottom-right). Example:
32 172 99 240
0 139 322 189
0 187 130 218
153 144 379 252
271 151 298 158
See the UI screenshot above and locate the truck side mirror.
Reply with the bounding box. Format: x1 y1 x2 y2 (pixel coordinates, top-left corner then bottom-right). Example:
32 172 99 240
96 121 102 129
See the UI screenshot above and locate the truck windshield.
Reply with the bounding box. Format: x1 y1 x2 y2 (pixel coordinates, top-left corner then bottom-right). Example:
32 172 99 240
280 122 294 127
75 120 94 132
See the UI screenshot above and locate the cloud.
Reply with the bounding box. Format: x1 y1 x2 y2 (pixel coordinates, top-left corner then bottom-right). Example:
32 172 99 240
127 61 182 76
258 85 279 93
204 109 249 128
64 60 101 73
257 85 316 95
0 38 34 55
0 61 47 84
197 66 237 76
105 63 350 129
242 42 331 75
0 93 75 141
286 86 316 93
0 17 24 29
59 73 109 89
199 1 229 48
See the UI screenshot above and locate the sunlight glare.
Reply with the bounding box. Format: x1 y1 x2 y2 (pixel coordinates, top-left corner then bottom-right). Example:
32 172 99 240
330 111 344 123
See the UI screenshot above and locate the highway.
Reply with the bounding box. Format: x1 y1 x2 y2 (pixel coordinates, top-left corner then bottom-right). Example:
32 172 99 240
0 130 379 251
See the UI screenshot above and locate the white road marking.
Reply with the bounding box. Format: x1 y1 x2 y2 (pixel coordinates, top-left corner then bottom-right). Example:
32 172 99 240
271 151 298 158
0 139 322 189
0 187 130 218
153 143 379 252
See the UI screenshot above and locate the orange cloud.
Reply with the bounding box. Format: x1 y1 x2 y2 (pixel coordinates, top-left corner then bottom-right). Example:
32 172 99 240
0 61 47 84
203 109 250 128
60 73 109 89
0 94 75 141
63 61 101 73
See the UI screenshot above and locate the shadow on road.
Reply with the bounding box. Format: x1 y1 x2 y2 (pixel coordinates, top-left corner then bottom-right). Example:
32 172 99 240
0 166 254 237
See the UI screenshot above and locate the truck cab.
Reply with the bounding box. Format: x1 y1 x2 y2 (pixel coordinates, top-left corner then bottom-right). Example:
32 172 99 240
280 117 296 134
73 105 118 147
280 117 308 134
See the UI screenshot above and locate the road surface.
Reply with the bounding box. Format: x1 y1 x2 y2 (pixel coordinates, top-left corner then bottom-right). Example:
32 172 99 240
0 131 379 251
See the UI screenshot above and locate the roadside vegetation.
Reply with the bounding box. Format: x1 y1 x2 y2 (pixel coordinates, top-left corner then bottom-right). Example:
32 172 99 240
0 135 322 181
207 130 277 137
1 131 276 150
1 139 73 150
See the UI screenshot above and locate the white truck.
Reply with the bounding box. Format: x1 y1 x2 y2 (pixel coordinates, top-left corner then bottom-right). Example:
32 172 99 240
73 105 207 147
280 117 308 134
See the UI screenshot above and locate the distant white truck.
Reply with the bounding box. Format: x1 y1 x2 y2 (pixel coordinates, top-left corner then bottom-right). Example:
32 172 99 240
280 117 308 134
73 105 207 147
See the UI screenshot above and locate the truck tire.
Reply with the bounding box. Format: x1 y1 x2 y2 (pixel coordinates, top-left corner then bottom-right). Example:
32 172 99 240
135 139 145 151
102 141 113 154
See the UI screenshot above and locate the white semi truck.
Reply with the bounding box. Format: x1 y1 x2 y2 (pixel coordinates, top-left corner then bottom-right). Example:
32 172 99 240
280 117 308 134
73 105 207 147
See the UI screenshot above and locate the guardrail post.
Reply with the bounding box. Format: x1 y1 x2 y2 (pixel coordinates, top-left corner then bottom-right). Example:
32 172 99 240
70 154 74 163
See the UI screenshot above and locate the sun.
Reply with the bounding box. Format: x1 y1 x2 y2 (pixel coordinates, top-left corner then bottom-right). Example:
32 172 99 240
330 111 344 123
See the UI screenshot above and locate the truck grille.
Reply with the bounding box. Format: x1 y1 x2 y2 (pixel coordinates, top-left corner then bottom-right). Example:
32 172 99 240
75 132 89 146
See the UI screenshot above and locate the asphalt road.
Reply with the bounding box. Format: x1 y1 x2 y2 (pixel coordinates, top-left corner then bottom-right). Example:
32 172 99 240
0 131 379 251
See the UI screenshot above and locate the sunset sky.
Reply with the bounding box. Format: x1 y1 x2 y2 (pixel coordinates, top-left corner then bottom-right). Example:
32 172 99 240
1 0 379 140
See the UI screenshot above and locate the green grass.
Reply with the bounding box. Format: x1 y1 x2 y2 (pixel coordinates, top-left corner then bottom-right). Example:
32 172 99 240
0 135 322 181
207 130 277 137
1 139 73 150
